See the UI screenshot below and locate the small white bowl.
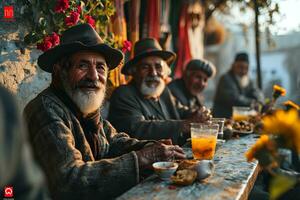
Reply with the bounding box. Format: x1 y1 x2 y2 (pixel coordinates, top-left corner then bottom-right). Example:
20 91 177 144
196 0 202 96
152 161 178 181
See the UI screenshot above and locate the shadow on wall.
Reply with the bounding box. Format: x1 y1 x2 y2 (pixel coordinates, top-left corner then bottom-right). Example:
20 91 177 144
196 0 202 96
17 67 50 109
0 40 22 63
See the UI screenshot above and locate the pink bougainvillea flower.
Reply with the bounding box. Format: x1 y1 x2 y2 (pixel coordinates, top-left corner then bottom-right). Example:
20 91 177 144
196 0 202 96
85 15 95 28
50 32 60 46
36 32 61 52
37 39 52 52
77 5 82 13
122 40 132 53
54 0 69 13
65 11 80 26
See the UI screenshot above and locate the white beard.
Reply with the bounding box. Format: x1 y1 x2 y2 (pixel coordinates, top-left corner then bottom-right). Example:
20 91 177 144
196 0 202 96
67 89 105 116
140 78 165 98
236 75 250 88
60 71 105 116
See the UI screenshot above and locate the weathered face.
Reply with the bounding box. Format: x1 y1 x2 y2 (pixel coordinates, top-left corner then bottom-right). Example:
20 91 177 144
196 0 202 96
132 56 169 98
67 51 108 90
232 61 249 77
184 70 208 96
59 50 108 115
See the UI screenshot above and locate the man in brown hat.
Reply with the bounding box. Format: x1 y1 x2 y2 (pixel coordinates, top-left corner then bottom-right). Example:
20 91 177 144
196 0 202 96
213 52 264 118
168 59 216 112
108 38 211 145
24 24 185 199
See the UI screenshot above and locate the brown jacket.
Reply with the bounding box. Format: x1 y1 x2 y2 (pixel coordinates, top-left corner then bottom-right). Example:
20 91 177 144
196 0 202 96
24 87 149 199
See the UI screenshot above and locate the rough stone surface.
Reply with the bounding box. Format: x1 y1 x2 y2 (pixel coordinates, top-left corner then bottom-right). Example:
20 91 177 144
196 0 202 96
117 135 259 200
0 19 51 109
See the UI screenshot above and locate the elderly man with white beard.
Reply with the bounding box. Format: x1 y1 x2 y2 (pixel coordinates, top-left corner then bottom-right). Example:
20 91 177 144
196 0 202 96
108 38 211 145
24 24 186 200
212 52 264 118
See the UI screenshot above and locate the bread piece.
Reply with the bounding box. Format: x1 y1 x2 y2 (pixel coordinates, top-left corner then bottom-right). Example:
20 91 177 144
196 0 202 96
171 169 197 186
177 159 199 170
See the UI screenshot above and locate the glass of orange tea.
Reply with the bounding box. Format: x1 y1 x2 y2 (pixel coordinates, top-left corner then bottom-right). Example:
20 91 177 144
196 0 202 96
190 123 219 160
232 106 251 121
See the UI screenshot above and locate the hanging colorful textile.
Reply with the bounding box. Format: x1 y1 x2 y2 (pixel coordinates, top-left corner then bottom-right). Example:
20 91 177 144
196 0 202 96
109 0 127 89
174 2 192 79
187 1 205 59
142 0 160 40
129 0 140 46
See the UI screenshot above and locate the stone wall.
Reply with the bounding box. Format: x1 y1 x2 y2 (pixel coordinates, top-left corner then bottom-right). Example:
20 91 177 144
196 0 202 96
0 23 50 109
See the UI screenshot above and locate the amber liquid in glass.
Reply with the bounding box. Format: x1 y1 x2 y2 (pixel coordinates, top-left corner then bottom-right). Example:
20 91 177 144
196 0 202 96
191 136 217 160
233 114 249 122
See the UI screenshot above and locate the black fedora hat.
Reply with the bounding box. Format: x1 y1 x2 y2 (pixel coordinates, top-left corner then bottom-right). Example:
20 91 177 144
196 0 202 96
38 23 124 73
121 38 176 75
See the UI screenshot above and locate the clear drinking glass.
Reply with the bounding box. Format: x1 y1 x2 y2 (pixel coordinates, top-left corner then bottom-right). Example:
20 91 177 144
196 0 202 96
210 118 225 139
232 106 251 121
190 123 219 160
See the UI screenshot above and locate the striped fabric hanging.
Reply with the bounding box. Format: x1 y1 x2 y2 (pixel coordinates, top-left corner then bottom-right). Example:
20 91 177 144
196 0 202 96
143 0 161 40
109 0 127 89
129 0 140 46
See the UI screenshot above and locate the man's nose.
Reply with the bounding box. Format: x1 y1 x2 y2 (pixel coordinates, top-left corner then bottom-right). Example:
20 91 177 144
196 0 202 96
86 67 99 81
148 65 158 76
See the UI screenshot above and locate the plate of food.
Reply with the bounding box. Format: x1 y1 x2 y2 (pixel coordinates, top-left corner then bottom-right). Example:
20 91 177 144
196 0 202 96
171 159 215 185
232 120 254 136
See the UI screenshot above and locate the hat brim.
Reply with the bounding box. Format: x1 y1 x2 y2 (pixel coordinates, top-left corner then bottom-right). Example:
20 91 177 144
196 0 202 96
121 50 176 75
38 42 124 73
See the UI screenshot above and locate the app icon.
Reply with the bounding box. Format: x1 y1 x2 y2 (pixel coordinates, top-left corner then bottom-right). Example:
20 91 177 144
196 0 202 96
4 186 13 198
4 6 14 19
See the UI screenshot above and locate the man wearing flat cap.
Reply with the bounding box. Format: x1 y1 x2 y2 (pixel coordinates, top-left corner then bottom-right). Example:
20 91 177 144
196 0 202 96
213 52 264 118
24 24 185 199
108 38 211 145
168 59 216 113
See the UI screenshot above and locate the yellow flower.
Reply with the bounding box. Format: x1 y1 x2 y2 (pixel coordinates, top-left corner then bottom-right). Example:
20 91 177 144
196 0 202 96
262 109 300 152
113 35 124 49
273 85 286 99
245 135 278 168
246 135 267 161
283 100 300 110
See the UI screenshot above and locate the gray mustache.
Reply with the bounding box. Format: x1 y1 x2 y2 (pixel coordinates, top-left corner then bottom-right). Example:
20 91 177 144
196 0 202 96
76 79 101 88
144 76 161 82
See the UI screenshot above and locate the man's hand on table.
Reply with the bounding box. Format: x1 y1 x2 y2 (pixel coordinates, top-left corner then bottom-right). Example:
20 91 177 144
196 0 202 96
181 106 212 134
136 141 186 170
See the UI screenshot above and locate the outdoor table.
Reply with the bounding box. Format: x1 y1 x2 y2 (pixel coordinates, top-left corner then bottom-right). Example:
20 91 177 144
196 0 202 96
117 134 259 200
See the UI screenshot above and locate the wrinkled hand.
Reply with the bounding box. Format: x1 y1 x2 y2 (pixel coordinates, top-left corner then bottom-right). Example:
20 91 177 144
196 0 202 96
136 142 186 169
190 106 212 122
158 139 173 145
182 106 212 133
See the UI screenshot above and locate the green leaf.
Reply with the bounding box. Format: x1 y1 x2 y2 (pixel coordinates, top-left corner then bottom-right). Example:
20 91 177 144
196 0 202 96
24 32 40 45
269 174 297 200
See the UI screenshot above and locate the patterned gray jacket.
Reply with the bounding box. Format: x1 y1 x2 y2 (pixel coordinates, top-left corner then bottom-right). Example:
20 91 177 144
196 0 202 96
24 87 149 199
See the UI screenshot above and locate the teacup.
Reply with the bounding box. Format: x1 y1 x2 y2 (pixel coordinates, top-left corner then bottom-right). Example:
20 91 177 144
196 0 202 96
195 160 214 180
152 161 178 181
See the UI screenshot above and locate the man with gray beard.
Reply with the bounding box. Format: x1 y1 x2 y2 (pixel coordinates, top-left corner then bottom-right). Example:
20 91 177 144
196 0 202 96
108 38 211 145
213 52 264 118
24 24 185 200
